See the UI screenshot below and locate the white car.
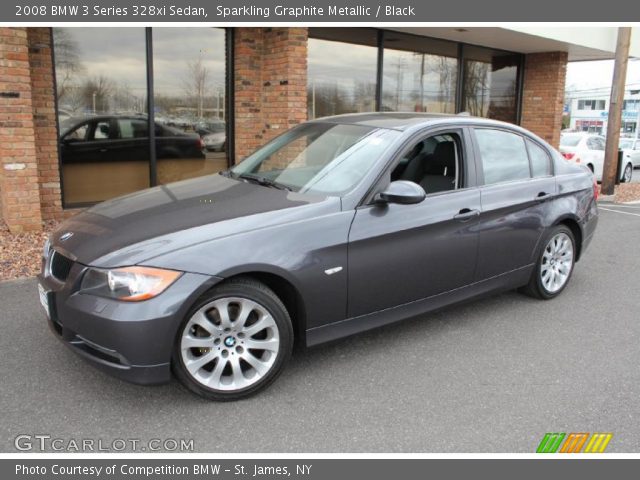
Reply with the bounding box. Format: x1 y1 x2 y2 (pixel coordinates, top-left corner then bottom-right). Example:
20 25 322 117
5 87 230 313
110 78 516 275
619 137 640 170
559 133 633 183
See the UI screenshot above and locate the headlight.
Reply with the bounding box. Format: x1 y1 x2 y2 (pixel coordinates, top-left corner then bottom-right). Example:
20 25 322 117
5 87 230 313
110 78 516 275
80 266 182 302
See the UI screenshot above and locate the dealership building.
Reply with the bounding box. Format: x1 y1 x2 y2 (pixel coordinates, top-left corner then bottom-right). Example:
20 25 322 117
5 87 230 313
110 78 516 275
1 26 639 232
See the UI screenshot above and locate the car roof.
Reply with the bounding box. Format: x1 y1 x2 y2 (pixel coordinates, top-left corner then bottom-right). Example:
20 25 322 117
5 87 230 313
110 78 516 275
308 112 520 131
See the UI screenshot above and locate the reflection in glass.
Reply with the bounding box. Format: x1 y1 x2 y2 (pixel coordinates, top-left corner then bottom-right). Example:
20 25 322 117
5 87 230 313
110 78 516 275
307 33 377 119
54 28 149 205
463 46 519 123
152 28 227 184
382 33 457 113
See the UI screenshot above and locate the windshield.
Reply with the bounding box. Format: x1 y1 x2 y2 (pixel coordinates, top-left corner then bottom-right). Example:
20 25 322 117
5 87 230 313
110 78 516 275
560 134 583 147
230 123 400 195
619 139 632 150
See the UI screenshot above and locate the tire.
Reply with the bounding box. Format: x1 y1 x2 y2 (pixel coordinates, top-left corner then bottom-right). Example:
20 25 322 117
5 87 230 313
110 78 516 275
622 163 633 183
521 225 576 300
172 277 293 401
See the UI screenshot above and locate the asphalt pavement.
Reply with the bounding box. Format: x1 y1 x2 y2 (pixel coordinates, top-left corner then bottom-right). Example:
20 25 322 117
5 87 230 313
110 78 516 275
1 205 639 453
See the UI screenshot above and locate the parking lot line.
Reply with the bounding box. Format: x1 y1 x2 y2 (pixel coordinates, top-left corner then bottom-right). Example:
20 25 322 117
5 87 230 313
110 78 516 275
599 207 640 217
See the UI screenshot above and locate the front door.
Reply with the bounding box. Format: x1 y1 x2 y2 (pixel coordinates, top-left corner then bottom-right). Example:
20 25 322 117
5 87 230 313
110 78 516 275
347 130 480 318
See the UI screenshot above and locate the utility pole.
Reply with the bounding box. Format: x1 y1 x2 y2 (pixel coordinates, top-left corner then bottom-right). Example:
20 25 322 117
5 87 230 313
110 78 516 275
601 27 632 195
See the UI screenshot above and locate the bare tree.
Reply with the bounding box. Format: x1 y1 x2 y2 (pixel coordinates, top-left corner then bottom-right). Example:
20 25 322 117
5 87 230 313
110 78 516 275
52 29 84 106
183 58 209 118
463 61 490 116
80 75 114 113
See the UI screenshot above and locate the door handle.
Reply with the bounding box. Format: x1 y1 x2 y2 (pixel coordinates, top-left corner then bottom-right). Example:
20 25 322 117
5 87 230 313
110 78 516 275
535 191 554 202
454 208 480 221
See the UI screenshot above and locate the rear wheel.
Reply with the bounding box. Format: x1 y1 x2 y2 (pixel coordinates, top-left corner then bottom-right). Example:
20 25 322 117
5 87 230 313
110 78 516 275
172 278 293 401
521 225 576 300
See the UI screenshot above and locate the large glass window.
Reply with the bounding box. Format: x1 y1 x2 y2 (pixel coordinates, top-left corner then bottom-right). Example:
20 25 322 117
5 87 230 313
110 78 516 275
152 28 227 185
382 32 457 114
463 46 520 123
54 27 227 206
54 28 149 205
307 28 378 119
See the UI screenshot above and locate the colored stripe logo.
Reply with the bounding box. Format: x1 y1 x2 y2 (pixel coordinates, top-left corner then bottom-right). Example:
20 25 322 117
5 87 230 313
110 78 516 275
537 433 612 453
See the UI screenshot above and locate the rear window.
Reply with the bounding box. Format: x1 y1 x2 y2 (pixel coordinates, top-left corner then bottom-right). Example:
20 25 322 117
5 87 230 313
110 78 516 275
527 140 552 177
560 135 582 147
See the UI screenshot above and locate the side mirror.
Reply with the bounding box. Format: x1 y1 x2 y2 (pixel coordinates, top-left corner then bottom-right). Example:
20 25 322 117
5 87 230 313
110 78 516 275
374 180 426 205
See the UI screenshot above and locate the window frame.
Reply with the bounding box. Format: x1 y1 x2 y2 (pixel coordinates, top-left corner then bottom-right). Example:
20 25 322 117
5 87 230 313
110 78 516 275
53 27 232 209
525 138 555 178
358 125 478 207
471 126 554 187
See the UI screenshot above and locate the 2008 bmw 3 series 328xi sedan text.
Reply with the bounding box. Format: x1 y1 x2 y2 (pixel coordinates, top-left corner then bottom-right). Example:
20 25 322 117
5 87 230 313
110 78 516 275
38 113 598 400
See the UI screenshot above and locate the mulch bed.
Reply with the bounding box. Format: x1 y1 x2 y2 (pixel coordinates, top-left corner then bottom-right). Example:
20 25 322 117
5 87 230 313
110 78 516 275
0 221 60 282
610 183 640 204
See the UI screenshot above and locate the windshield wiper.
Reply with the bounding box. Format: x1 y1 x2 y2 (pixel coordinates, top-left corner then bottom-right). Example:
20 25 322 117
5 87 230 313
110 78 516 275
237 173 292 191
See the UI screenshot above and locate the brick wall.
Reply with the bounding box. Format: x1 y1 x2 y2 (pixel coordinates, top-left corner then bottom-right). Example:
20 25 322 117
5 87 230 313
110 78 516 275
234 28 308 162
28 28 63 222
0 27 43 232
520 51 568 149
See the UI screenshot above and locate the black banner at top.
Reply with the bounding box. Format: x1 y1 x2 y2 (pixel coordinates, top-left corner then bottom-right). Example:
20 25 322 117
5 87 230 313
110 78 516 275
4 0 640 22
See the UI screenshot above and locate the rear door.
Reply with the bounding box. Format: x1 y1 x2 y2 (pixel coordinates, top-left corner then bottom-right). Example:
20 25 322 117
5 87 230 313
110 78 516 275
347 127 481 318
472 127 556 281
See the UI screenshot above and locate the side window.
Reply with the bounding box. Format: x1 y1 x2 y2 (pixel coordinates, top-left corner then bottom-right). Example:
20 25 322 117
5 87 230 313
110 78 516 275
117 119 148 139
91 120 111 140
527 140 552 177
64 123 89 141
475 129 530 185
391 132 461 194
596 138 606 151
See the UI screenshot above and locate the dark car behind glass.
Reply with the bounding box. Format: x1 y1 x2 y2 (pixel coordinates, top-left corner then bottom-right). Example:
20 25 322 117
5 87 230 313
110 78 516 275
59 115 205 165
39 113 598 401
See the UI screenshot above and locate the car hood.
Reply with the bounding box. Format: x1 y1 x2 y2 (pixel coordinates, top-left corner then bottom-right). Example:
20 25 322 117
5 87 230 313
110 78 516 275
50 174 333 268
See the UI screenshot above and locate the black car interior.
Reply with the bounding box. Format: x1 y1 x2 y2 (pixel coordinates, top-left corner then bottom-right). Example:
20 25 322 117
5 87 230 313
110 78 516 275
391 134 460 194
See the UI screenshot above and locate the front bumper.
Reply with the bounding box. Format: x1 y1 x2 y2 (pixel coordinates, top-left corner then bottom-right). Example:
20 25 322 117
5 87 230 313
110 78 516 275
38 260 221 385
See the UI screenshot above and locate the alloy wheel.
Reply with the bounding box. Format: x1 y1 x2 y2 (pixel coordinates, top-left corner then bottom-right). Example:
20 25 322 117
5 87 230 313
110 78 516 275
180 297 280 391
540 232 574 294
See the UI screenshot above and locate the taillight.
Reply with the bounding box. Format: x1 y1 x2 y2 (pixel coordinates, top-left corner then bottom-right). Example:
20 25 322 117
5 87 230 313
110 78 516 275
593 178 599 201
562 152 575 160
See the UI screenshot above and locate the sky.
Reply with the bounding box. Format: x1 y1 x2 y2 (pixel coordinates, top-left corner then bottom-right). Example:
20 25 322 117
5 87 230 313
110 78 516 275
566 58 640 98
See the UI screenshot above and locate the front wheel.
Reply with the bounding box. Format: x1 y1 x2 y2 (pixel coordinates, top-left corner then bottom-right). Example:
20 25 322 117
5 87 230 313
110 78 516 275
622 163 633 183
521 225 576 300
172 278 293 401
